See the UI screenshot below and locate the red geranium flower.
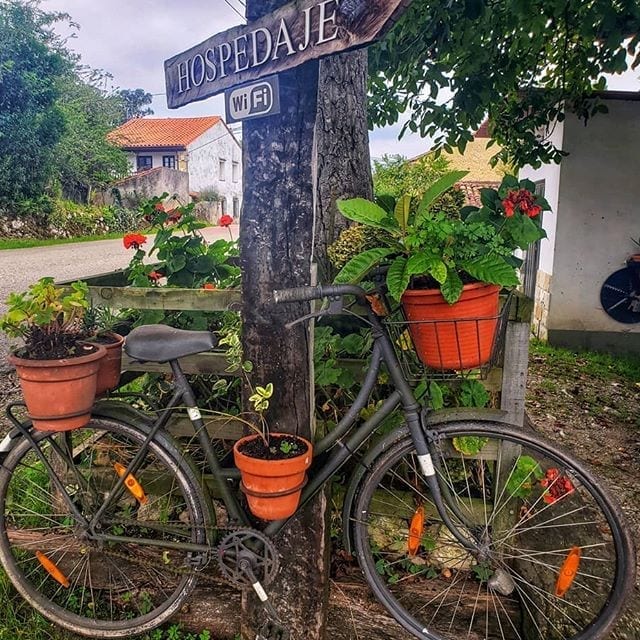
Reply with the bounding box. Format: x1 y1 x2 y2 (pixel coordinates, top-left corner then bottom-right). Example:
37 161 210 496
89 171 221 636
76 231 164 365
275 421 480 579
219 215 233 227
123 233 147 250
502 188 540 219
167 209 182 223
202 283 216 290
148 270 163 283
540 468 575 504
154 203 165 212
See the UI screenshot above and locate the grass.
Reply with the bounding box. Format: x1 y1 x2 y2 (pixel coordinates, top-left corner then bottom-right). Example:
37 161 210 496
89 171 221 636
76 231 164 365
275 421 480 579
0 231 130 251
530 339 640 384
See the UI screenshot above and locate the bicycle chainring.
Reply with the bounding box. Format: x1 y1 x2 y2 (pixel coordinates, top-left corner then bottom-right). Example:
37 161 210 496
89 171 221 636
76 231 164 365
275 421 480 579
217 528 279 588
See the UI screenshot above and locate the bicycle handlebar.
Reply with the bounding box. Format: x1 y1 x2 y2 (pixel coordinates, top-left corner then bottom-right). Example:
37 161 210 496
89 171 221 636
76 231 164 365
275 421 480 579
273 284 368 304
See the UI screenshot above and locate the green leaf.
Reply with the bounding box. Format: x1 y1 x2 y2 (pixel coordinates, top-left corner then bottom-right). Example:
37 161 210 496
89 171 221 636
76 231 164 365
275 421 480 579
334 248 394 284
166 254 187 274
462 255 520 287
459 380 489 408
502 214 546 250
452 436 489 455
394 195 412 231
428 381 444 410
506 456 544 499
440 268 464 304
190 255 216 274
386 255 410 301
341 333 365 356
416 171 469 219
337 198 399 231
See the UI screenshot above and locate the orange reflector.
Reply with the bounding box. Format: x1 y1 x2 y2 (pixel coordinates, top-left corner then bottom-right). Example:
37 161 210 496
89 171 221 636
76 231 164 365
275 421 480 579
36 551 70 588
555 546 582 597
114 462 149 505
407 505 425 556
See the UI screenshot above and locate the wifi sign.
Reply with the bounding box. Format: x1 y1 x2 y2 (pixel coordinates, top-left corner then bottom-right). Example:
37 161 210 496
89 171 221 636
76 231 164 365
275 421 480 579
225 76 281 123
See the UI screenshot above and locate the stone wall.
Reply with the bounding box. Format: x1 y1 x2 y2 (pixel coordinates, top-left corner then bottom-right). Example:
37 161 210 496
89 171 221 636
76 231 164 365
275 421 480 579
532 270 552 340
103 167 190 208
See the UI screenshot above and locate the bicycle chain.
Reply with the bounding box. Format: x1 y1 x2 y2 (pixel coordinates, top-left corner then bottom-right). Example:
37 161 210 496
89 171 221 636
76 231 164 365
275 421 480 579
93 520 275 589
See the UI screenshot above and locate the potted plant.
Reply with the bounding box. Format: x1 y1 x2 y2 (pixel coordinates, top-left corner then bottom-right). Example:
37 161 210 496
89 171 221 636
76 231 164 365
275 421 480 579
83 305 131 396
0 278 106 431
332 172 551 369
231 383 313 521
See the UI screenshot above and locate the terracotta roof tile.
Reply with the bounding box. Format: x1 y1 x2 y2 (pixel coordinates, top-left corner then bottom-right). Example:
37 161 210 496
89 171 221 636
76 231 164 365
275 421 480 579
109 116 221 150
456 181 500 207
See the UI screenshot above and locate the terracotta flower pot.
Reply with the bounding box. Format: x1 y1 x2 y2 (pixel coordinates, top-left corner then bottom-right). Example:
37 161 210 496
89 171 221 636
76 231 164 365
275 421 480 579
93 332 124 396
401 282 501 370
9 345 106 432
233 433 313 521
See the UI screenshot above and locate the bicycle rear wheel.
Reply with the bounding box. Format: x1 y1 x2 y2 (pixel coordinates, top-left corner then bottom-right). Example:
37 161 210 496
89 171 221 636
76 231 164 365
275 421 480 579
0 418 209 638
352 421 634 640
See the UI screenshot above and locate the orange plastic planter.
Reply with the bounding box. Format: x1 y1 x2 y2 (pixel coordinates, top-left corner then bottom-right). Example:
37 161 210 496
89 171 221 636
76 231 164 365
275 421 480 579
401 283 501 370
9 345 106 432
94 333 124 396
233 433 313 521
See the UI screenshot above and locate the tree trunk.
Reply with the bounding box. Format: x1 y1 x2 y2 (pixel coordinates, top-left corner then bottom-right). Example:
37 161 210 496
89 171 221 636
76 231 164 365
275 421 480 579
314 49 373 283
240 2 328 639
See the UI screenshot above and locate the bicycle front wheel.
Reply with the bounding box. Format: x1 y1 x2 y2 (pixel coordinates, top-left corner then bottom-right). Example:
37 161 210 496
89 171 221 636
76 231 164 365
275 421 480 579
352 421 634 640
0 418 209 638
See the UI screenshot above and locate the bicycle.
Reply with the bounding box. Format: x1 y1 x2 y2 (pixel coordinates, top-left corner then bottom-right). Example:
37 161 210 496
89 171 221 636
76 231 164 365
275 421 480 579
600 254 640 323
0 284 635 640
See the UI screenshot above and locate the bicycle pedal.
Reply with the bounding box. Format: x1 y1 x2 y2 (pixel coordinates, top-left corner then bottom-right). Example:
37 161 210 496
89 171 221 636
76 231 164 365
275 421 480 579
256 621 290 640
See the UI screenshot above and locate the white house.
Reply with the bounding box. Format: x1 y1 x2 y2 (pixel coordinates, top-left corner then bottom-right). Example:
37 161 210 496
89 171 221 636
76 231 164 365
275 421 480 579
109 116 243 218
520 91 640 355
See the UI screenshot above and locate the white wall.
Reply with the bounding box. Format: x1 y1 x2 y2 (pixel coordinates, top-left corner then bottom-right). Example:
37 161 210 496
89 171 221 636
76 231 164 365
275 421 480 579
547 100 640 334
187 122 243 217
520 120 564 276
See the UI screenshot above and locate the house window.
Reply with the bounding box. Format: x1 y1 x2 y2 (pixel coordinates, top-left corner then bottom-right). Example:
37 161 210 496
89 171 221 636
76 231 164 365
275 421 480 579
233 197 240 218
162 155 176 169
232 161 240 182
219 159 227 180
137 155 153 171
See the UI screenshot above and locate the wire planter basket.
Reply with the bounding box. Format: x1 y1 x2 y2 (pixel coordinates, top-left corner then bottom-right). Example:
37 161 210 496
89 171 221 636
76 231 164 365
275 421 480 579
383 293 513 382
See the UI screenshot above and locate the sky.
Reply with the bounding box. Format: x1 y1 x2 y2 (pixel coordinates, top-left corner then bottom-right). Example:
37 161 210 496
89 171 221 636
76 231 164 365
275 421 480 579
45 0 639 161
44 0 428 159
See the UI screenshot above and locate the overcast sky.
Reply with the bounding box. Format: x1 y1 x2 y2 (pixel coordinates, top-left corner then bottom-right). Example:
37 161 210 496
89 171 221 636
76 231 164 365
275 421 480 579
45 0 427 159
45 0 638 160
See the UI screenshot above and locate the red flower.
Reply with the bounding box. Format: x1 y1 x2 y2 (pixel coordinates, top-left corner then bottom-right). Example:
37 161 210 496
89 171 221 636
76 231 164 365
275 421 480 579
154 203 165 212
219 215 233 227
123 233 147 250
148 271 163 283
502 188 537 218
202 283 216 290
167 209 182 223
540 468 575 504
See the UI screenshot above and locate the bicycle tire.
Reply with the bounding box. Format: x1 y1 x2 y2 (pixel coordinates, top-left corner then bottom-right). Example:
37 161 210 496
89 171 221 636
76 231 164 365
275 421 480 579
0 417 210 638
352 420 635 640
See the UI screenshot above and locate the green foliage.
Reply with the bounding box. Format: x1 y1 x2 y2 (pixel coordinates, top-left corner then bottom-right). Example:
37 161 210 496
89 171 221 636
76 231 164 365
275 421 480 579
369 0 640 168
116 88 154 123
418 379 491 411
0 277 90 358
452 436 489 456
48 199 143 237
373 154 451 199
506 456 545 499
141 625 211 640
126 195 240 293
335 173 547 303
327 224 395 271
0 0 68 202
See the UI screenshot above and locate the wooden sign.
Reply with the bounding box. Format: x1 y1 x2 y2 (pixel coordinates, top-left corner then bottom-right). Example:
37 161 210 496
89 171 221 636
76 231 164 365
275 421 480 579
165 0 412 109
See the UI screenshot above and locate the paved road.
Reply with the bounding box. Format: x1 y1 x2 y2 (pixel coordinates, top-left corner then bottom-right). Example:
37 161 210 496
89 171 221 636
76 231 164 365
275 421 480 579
0 226 238 371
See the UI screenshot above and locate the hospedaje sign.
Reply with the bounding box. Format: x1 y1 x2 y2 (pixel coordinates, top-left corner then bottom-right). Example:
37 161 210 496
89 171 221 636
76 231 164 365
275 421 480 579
165 0 412 109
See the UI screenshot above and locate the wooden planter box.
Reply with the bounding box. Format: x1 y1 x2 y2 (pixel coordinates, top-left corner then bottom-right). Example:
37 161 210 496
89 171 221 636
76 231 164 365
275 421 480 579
60 269 534 434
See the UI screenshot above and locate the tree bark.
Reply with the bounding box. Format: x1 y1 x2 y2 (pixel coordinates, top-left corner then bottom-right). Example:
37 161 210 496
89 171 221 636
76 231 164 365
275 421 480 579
314 49 373 283
240 2 328 639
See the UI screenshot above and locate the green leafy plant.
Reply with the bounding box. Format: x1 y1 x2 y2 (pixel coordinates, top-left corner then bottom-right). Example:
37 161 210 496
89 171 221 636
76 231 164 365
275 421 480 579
0 278 91 359
125 195 240 290
506 456 545 499
334 173 550 303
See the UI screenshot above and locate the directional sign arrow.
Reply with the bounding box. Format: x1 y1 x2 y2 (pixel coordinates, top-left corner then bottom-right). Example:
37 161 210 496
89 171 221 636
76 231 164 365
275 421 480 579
165 0 413 109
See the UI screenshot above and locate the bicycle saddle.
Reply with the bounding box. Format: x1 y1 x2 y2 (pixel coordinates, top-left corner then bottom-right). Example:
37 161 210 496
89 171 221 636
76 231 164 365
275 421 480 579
124 325 219 363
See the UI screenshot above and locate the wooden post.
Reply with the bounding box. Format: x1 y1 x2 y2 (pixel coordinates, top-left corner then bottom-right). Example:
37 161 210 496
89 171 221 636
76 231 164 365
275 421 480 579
240 1 328 638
